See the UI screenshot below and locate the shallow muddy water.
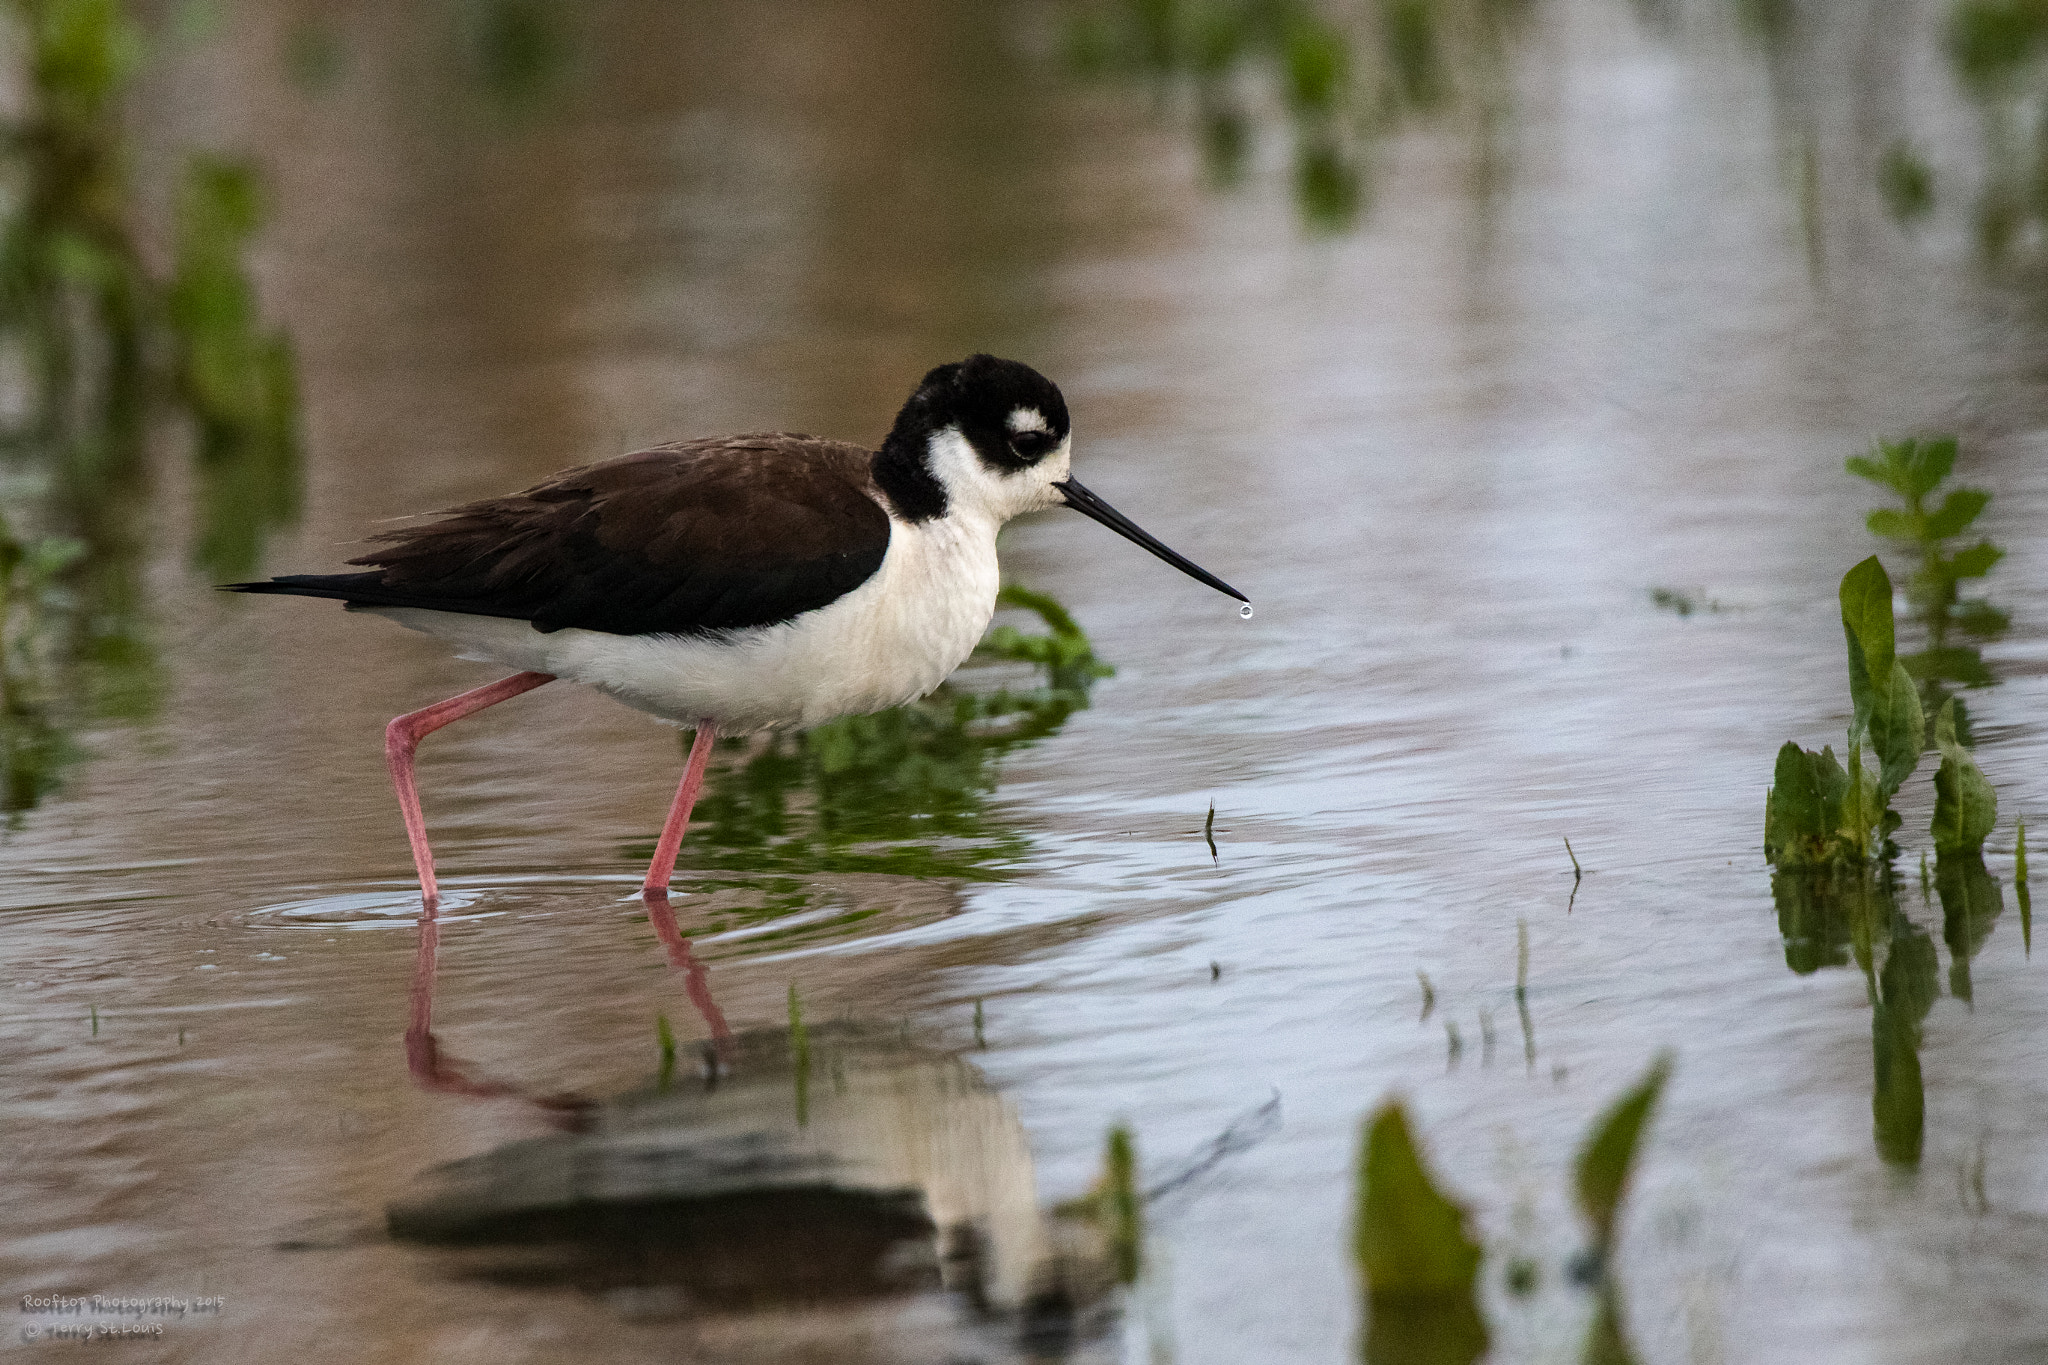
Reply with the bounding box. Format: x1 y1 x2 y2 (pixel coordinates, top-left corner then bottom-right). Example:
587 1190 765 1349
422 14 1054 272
4 0 2047 1361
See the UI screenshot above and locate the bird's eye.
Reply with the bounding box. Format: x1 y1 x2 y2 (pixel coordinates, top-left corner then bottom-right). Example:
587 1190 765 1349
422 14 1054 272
1008 430 1058 461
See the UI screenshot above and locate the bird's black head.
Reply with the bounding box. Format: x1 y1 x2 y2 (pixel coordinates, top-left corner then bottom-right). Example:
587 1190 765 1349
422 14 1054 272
874 354 1072 522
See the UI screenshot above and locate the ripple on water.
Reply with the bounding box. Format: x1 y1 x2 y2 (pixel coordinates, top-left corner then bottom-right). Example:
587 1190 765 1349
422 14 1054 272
236 886 489 930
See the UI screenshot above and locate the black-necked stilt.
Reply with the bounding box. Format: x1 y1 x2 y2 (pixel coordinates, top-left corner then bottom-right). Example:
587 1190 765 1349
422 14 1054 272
232 355 1246 905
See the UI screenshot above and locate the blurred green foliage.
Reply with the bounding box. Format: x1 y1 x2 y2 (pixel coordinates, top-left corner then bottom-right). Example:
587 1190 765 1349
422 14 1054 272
1941 0 2048 256
1877 140 1936 224
1353 1101 1489 1365
1351 1060 1668 1364
1064 0 1526 230
0 0 301 813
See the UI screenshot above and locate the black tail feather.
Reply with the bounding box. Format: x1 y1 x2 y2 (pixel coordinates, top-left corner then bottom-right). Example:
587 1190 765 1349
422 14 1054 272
221 572 393 603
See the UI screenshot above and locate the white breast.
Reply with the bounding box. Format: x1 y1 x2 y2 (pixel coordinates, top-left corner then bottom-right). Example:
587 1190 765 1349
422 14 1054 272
368 510 1003 734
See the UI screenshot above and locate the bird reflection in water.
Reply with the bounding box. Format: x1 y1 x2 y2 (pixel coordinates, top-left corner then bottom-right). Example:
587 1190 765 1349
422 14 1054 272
394 881 1126 1356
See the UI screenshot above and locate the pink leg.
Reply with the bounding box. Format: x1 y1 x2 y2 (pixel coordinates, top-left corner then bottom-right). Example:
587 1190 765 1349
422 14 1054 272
386 671 555 905
641 721 718 897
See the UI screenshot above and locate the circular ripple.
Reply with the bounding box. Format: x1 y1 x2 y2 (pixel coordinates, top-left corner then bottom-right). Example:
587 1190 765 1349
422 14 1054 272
239 887 488 930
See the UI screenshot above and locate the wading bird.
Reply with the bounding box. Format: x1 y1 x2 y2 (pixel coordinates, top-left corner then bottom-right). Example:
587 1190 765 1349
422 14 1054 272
232 355 1246 906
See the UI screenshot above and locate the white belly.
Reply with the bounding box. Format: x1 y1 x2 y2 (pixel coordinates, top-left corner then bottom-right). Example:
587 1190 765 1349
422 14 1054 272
366 513 1002 733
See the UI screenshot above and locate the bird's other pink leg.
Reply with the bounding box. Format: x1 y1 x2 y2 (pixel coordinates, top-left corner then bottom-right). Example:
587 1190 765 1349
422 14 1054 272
385 671 555 905
641 721 718 897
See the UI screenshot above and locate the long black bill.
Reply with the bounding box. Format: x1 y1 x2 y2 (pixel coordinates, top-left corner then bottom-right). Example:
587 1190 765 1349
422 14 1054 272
1055 478 1248 604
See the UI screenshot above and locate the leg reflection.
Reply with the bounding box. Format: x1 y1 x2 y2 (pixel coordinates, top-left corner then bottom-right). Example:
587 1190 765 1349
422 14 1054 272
644 887 733 1062
404 908 591 1124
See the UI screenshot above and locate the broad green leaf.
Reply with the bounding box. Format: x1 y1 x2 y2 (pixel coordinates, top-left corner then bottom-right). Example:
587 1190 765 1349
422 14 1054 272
1355 1102 1483 1298
1931 700 1997 854
1904 436 1957 497
1924 487 1991 539
1768 742 1825 849
1863 509 1917 542
1837 749 1883 861
1575 1054 1673 1252
1946 541 2004 579
1865 660 1924 799
1839 557 1895 734
1767 744 1856 865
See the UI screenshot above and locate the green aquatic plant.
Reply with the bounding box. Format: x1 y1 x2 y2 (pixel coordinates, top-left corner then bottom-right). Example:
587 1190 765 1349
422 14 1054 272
1571 1054 1669 1365
788 983 810 1126
1764 556 1971 868
1351 1059 1669 1365
1354 1101 1489 1365
1573 1054 1670 1264
2017 820 2031 956
654 1012 677 1090
1056 1123 1145 1285
1930 699 1998 854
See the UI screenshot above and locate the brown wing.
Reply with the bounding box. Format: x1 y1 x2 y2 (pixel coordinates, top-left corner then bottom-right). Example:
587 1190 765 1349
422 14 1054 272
232 436 892 636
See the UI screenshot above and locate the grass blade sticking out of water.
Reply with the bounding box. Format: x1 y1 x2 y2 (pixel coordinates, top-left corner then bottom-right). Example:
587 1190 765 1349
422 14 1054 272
1516 920 1535 1071
1204 800 1218 860
1053 1123 1146 1285
655 1013 675 1091
1104 1126 1141 1285
2018 820 2032 956
788 983 809 1126
1353 1102 1488 1365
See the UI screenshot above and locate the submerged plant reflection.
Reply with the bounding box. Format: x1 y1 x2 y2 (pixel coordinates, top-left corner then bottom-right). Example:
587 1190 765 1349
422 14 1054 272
621 586 1104 939
1063 0 1528 230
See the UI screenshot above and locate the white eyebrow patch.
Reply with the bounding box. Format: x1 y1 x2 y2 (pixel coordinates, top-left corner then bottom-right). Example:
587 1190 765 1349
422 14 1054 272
1006 407 1049 434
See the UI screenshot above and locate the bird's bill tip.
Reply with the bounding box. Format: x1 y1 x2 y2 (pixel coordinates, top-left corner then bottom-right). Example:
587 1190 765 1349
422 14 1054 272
1055 478 1247 604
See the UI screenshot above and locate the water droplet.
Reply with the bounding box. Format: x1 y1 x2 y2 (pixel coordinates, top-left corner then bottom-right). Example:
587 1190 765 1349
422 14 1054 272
1239 603 1254 619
